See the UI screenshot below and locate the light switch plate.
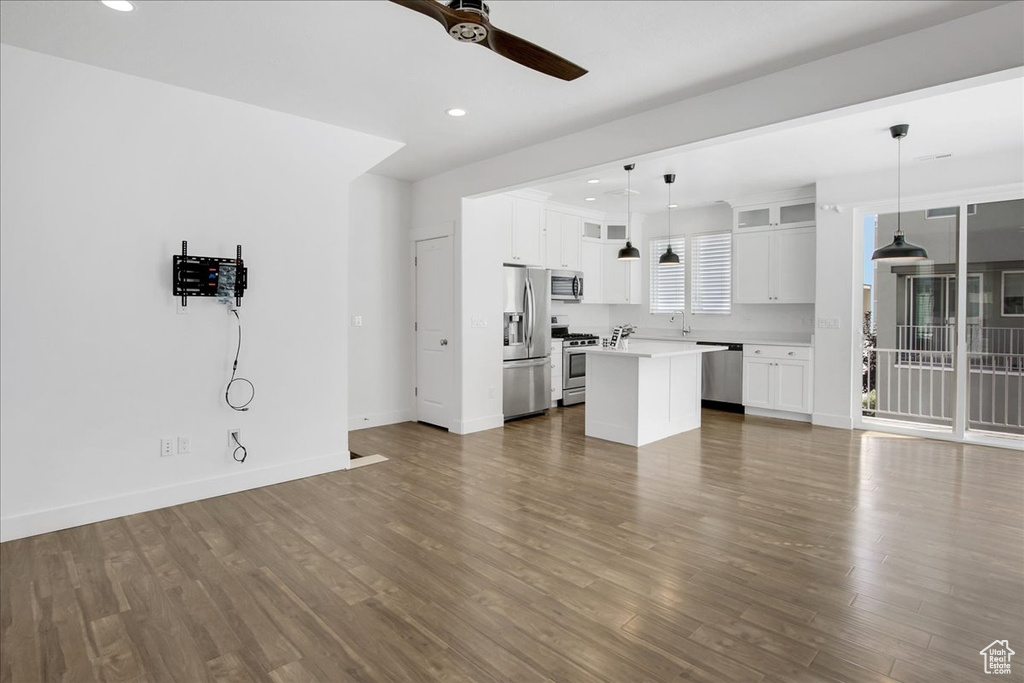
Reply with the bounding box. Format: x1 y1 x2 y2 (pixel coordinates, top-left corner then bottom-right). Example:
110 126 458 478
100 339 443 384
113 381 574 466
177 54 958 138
471 316 488 328
160 438 175 457
817 317 841 329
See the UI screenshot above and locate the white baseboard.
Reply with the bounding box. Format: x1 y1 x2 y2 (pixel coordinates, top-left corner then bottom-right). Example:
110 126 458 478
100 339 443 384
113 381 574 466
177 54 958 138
349 409 414 430
812 412 855 430
0 451 350 542
745 407 812 423
451 414 504 435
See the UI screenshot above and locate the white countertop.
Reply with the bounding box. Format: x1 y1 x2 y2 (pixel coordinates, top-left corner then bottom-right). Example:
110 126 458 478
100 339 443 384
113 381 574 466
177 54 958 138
585 341 728 359
631 331 814 347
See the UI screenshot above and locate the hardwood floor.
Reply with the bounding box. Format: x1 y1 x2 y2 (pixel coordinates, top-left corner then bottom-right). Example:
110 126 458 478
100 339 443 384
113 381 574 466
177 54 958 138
2 407 1022 682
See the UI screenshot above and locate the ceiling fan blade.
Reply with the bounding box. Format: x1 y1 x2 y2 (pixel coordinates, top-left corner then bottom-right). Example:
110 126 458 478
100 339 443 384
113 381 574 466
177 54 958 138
484 25 587 81
388 0 460 31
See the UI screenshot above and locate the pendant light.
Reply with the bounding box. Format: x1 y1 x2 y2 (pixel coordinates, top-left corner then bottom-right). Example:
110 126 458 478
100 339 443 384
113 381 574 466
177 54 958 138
871 124 928 262
617 163 641 260
659 173 680 265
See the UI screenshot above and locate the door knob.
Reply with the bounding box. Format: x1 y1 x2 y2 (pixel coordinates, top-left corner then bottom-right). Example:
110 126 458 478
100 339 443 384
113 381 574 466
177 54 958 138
440 339 448 346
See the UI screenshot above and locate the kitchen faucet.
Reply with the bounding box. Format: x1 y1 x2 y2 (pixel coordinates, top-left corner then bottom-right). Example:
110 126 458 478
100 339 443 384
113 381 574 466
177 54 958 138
670 310 692 337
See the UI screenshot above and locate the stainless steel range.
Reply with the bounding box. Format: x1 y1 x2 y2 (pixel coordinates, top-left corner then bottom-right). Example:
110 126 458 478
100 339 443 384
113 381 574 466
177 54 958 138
551 322 599 406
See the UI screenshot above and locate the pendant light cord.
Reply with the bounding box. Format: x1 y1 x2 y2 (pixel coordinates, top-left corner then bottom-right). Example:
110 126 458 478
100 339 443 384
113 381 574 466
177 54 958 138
626 166 632 241
896 135 903 237
667 181 672 243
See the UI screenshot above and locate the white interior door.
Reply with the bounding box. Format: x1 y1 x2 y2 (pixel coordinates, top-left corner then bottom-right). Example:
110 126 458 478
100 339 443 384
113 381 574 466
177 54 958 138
416 237 453 429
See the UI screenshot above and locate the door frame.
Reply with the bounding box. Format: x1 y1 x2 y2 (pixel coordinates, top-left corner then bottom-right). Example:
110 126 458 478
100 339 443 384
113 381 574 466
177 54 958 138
411 223 456 429
852 182 1023 449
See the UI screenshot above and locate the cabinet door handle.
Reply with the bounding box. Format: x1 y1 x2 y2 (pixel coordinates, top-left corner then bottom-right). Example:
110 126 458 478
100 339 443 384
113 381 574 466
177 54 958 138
788 351 795 356
440 339 448 346
755 350 762 354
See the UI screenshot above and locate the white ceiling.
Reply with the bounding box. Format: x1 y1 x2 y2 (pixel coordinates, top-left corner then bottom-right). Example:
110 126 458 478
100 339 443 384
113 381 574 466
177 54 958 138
0 0 1009 181
527 77 1024 214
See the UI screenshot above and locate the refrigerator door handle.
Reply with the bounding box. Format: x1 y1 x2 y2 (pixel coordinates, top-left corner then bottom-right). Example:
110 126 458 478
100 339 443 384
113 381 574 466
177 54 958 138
528 274 536 350
504 357 549 368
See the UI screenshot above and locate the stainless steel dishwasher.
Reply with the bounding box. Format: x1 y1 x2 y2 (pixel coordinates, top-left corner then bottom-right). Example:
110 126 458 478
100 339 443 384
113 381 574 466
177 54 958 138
696 342 744 412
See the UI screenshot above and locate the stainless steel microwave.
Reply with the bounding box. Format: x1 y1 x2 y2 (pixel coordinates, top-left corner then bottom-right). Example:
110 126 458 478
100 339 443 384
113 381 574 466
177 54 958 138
550 270 583 302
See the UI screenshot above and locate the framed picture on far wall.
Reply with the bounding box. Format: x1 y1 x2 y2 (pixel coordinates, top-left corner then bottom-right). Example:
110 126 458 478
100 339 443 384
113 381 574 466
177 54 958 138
1002 270 1024 316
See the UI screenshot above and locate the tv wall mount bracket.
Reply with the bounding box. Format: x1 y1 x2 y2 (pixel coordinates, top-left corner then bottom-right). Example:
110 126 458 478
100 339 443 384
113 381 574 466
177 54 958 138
173 240 247 307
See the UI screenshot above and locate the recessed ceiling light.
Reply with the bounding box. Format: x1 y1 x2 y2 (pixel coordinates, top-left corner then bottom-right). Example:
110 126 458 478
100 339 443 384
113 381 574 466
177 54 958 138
914 152 954 162
100 0 135 11
446 108 467 117
587 179 600 184
584 197 596 202
667 204 678 209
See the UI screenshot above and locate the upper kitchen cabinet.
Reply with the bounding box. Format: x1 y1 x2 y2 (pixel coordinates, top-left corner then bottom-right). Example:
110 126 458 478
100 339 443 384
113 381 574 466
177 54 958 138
734 227 815 303
602 243 641 304
503 197 545 266
544 210 583 271
732 188 816 232
581 241 603 303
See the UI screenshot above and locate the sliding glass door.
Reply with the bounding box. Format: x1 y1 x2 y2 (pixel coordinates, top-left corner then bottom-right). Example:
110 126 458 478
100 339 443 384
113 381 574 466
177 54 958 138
964 199 1023 436
862 197 1023 440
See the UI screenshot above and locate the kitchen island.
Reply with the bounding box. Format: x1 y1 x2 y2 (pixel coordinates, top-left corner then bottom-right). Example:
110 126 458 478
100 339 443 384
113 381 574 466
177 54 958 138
584 341 726 447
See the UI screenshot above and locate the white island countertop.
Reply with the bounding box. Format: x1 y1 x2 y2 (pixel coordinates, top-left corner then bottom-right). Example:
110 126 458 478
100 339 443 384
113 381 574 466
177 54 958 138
585 341 727 358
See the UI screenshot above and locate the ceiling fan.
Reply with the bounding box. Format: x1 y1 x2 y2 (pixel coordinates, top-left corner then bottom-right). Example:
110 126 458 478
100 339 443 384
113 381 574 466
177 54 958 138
389 0 587 81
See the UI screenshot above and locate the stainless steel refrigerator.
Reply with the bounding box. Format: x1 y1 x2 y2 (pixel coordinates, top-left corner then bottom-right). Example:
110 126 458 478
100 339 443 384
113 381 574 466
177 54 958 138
503 266 551 420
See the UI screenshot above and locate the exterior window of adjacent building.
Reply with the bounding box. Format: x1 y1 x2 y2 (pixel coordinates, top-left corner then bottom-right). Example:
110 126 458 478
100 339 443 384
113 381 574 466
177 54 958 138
690 231 732 314
649 237 685 314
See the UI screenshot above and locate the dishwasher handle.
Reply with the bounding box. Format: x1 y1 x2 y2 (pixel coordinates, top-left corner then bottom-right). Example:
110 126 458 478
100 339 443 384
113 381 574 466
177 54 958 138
696 341 744 352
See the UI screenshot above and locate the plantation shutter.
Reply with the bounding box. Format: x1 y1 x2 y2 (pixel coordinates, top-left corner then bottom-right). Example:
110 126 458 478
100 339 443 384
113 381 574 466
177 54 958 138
649 237 685 314
691 231 732 314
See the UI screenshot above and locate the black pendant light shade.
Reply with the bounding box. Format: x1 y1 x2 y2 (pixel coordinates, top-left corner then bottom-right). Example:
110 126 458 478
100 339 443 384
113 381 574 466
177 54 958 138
870 233 928 261
618 241 641 260
659 245 680 265
617 163 640 260
659 173 679 265
872 124 929 262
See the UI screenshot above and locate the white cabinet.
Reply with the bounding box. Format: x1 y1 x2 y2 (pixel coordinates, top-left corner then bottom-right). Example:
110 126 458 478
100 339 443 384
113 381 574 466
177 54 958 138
504 198 544 266
743 345 812 414
734 198 816 231
602 244 641 304
545 211 583 271
582 221 602 240
581 240 603 303
550 341 563 406
734 227 815 304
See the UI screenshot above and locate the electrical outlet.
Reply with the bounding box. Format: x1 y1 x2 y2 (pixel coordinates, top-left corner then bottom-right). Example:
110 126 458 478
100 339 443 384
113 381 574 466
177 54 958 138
472 316 488 328
177 436 191 454
488 386 497 399
160 438 175 457
817 317 841 329
176 301 189 315
351 315 363 327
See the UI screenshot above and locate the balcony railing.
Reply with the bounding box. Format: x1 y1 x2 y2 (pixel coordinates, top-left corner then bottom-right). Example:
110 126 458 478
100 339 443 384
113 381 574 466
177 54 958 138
863 325 1023 434
887 325 1023 370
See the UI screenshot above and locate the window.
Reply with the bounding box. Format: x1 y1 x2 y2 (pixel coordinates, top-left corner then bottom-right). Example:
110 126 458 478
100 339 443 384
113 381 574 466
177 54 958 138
691 231 732 314
649 237 684 314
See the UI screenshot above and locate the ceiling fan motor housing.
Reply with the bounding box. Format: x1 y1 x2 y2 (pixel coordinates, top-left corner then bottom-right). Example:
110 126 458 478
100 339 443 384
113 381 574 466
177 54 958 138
447 0 489 42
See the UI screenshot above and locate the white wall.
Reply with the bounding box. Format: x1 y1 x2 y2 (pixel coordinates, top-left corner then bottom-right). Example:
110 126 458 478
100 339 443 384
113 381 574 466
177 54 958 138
0 46 401 541
813 149 1023 429
456 197 505 434
348 174 414 430
410 4 1024 433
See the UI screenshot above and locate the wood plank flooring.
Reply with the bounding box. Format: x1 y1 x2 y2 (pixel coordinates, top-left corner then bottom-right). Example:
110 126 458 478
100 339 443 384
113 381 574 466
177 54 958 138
2 407 1022 682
